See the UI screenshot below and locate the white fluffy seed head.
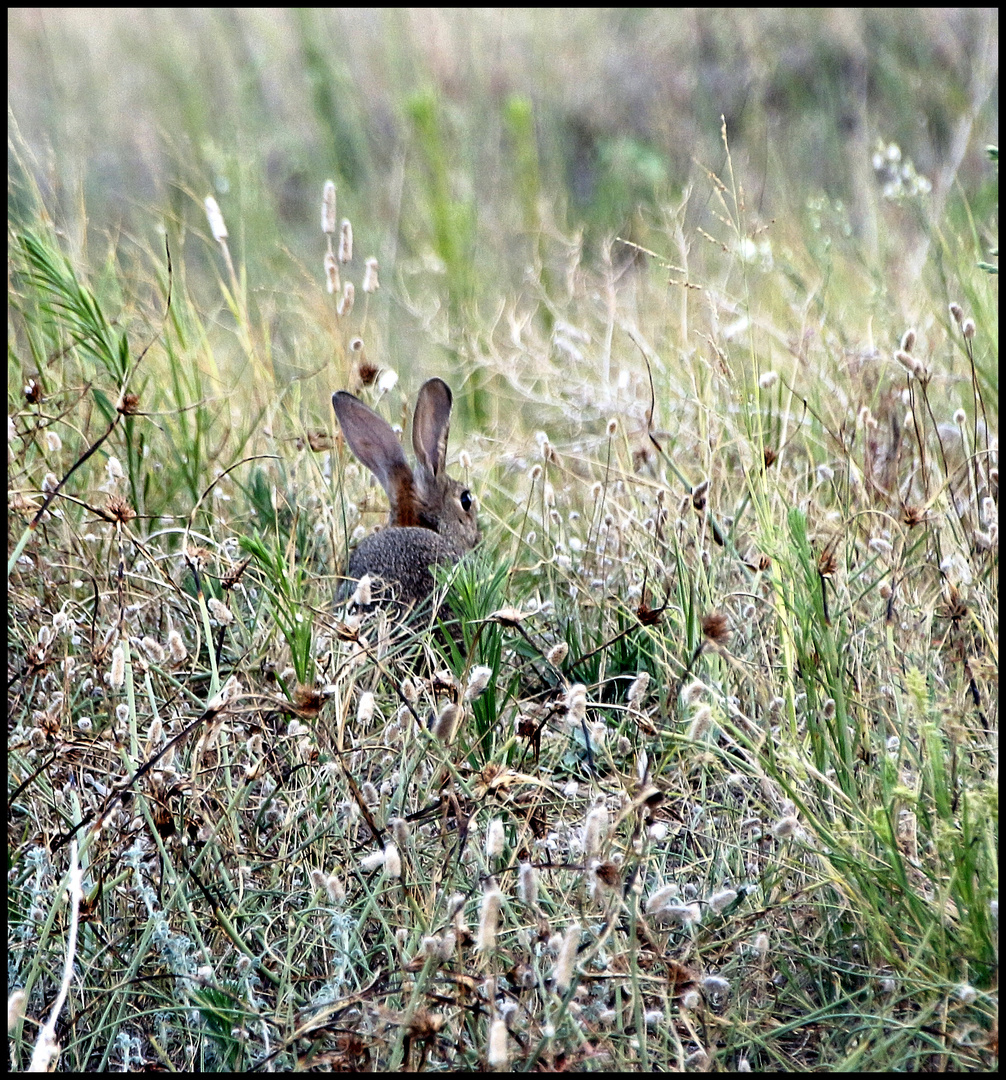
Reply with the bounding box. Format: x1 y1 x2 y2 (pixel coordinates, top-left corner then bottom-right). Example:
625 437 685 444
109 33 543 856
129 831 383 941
167 629 186 662
390 816 410 847
476 888 503 952
438 931 456 959
326 873 346 902
487 1017 509 1068
682 680 705 705
324 251 340 294
383 841 402 878
486 818 505 859
351 574 372 607
688 704 713 740
359 849 386 872
627 670 650 707
207 597 234 624
356 691 375 724
140 636 165 664
362 257 379 293
894 350 915 374
338 219 353 263
707 888 737 914
582 804 607 858
321 180 337 234
645 883 679 914
465 665 494 701
110 645 125 689
655 902 701 928
772 814 801 839
204 196 228 241
517 861 538 906
432 702 461 742
552 922 581 993
547 642 568 666
565 683 588 722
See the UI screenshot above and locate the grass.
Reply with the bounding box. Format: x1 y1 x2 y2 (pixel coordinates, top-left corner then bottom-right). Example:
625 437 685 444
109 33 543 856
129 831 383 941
7 92 999 1076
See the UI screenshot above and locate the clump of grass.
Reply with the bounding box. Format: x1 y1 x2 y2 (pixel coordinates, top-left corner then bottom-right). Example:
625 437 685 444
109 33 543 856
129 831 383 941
7 119 997 1073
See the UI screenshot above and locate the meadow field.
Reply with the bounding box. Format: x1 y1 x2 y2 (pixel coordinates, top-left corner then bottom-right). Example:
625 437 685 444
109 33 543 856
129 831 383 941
7 9 998 1071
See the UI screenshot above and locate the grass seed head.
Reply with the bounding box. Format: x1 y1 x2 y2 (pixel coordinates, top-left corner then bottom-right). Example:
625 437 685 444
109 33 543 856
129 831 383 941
337 280 355 316
476 887 503 952
324 250 340 294
362 256 379 293
517 860 538 906
431 702 461 742
486 817 505 858
321 180 337 234
360 849 386 872
708 888 738 914
338 218 353 263
465 665 494 701
204 195 228 241
384 841 402 878
688 705 713 741
627 670 650 707
110 644 125 688
552 921 581 993
487 1017 509 1069
546 642 568 666
701 611 730 647
356 691 375 724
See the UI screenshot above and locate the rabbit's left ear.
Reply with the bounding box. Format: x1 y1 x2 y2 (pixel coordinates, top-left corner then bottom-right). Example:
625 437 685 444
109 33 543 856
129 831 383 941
332 390 421 526
412 378 453 478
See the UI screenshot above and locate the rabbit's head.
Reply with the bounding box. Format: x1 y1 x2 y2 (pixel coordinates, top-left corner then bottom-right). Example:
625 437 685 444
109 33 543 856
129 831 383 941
332 378 480 554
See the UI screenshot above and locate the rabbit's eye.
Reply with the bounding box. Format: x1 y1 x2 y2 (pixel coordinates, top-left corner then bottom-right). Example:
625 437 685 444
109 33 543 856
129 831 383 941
460 490 473 512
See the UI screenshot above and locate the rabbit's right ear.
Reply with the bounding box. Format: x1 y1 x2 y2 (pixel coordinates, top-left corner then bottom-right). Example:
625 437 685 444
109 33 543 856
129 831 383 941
332 391 421 526
411 378 453 480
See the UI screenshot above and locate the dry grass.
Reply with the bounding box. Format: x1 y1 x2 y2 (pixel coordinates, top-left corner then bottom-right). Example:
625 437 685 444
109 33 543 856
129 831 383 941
7 125 998 1071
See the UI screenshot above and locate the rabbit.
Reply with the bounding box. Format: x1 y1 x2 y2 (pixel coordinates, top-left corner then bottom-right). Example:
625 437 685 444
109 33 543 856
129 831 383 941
332 377 480 608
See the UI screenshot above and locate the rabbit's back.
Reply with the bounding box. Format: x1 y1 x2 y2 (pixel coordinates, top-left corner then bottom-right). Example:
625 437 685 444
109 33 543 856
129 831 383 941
342 525 463 605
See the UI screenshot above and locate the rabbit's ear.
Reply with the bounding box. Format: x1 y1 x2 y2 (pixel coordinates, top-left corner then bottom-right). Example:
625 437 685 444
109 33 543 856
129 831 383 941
412 378 453 480
332 391 421 526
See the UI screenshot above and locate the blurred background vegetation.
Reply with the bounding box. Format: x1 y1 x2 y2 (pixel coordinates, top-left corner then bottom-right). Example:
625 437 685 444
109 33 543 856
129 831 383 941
9 8 998 422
